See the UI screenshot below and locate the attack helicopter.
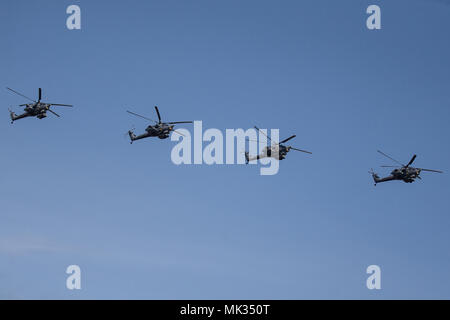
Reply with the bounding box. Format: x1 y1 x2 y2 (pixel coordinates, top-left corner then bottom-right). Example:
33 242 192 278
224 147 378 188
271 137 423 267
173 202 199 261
7 87 73 123
126 106 193 143
245 126 312 163
370 150 443 185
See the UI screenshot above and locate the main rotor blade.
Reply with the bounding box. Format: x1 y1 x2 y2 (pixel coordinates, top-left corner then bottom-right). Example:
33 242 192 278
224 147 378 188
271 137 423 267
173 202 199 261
381 165 400 168
155 106 162 123
406 154 417 168
280 135 296 144
290 147 312 154
419 168 443 173
126 110 156 123
245 138 266 144
168 121 193 124
172 129 186 137
377 150 405 166
254 126 272 142
38 88 42 101
48 109 60 117
49 104 73 107
6 87 36 102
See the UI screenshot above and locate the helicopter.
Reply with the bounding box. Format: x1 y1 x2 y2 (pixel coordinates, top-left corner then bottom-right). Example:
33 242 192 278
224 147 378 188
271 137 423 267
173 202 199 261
245 126 312 163
370 150 443 185
126 106 193 143
6 87 73 123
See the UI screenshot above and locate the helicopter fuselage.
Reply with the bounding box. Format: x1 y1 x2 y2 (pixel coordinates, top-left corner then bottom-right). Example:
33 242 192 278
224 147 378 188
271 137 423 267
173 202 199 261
129 123 175 142
373 167 422 184
126 106 192 144
7 87 72 123
269 144 291 160
23 103 51 117
371 150 443 186
391 167 421 182
246 144 291 162
10 102 51 122
145 123 174 139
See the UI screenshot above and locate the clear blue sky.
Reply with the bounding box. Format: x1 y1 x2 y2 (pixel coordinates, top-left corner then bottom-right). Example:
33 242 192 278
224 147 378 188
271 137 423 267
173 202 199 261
1 0 450 299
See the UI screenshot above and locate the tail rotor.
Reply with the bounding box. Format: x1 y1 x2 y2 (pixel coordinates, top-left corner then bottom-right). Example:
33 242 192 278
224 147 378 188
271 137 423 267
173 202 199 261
369 168 380 186
124 125 136 143
8 108 15 124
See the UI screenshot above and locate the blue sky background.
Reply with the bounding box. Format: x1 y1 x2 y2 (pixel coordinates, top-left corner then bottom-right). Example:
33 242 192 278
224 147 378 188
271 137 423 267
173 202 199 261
1 0 449 299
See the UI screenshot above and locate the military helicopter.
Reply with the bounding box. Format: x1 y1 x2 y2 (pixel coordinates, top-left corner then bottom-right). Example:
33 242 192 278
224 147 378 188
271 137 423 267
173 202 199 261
245 126 312 163
370 150 443 185
126 106 193 143
6 87 73 123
